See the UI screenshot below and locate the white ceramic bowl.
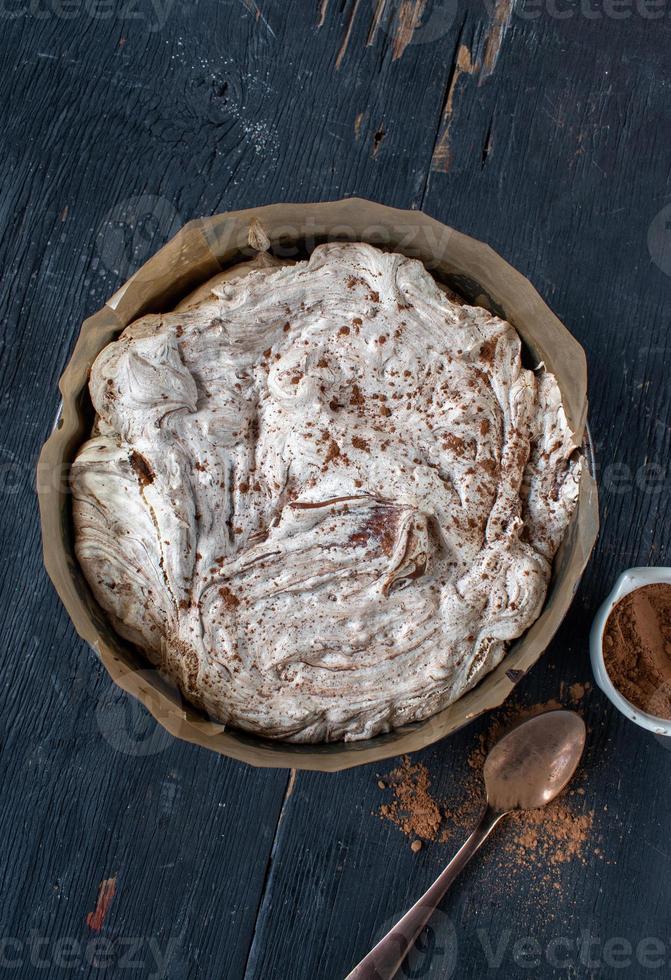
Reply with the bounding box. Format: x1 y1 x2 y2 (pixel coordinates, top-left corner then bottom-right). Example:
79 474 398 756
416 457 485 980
590 566 671 735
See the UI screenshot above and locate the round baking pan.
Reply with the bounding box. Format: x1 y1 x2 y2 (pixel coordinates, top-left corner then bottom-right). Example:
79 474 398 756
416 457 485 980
37 199 599 771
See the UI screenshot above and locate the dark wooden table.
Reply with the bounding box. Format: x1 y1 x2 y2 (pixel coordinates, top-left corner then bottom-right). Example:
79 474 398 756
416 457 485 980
2 3 670 978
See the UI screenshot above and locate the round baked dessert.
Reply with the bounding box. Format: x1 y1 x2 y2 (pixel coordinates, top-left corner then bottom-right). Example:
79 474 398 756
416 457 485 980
71 242 581 742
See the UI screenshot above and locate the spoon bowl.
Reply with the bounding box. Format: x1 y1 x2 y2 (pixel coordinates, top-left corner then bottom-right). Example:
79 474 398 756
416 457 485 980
484 709 587 811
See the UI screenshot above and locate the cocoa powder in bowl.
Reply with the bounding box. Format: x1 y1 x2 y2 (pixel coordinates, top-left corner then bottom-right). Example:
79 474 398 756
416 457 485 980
602 582 671 720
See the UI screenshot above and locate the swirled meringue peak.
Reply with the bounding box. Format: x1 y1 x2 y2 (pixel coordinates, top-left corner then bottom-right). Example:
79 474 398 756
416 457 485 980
71 243 581 742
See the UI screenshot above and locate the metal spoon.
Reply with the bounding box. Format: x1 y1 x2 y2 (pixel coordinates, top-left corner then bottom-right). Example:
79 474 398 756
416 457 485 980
346 709 586 980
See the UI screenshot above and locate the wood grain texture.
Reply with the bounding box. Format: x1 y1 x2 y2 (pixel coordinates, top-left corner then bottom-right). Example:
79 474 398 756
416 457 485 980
1 0 670 977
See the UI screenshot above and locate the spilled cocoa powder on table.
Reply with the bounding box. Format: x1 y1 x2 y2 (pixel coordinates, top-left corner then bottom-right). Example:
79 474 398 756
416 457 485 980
378 758 443 845
602 582 671 720
376 688 600 900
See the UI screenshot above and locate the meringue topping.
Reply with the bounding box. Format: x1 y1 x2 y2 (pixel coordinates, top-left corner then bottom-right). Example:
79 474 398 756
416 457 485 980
71 243 581 742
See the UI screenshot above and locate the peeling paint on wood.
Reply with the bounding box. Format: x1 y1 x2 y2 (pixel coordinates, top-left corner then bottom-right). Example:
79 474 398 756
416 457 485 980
354 111 366 140
335 0 362 70
86 877 117 933
392 0 427 61
445 44 475 119
480 0 514 82
431 43 476 173
316 0 330 29
333 0 429 65
240 0 276 37
366 0 388 46
430 0 513 174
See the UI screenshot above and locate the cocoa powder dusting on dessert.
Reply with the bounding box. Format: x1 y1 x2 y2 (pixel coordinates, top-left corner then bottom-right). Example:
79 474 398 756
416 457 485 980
129 451 155 487
219 586 240 610
72 243 581 744
323 439 341 466
479 337 498 365
602 583 671 720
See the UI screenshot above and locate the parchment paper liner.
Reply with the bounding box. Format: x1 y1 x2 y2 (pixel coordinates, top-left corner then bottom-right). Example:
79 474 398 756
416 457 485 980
37 199 599 771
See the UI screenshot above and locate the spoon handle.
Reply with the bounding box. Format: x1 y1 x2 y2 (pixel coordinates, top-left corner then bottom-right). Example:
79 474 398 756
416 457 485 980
345 805 506 980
